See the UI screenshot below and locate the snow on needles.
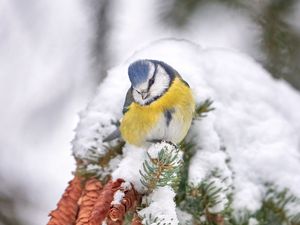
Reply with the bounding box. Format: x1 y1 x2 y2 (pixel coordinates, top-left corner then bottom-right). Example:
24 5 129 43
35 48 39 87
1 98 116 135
147 141 183 165
139 186 179 225
112 141 180 193
72 39 300 217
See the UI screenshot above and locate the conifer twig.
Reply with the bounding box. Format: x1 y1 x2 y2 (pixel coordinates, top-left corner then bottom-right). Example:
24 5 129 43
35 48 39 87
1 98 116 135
140 145 182 192
47 176 83 225
194 99 214 120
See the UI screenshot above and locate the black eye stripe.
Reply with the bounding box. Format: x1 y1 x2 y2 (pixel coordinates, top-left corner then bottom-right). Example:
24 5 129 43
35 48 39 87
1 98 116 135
147 76 155 90
147 64 158 91
149 77 155 85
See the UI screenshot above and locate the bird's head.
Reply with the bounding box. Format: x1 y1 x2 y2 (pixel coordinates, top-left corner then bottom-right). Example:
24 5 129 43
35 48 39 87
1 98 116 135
128 59 176 105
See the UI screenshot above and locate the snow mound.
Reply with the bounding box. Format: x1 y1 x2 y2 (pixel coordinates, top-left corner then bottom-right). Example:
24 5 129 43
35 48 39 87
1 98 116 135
139 186 179 225
72 38 300 215
111 144 147 193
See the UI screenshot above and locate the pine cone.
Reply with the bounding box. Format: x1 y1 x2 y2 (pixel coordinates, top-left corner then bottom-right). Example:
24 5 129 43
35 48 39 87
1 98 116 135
108 182 139 223
47 176 83 225
106 218 123 225
89 179 124 225
131 214 143 225
109 204 126 222
75 178 103 225
213 214 224 225
207 213 224 225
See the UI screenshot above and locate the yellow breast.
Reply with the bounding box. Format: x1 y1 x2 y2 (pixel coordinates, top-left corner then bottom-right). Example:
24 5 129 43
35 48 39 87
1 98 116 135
120 77 195 146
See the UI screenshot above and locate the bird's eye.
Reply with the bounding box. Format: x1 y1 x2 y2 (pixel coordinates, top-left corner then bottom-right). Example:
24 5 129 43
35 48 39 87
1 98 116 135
135 89 141 94
148 77 155 86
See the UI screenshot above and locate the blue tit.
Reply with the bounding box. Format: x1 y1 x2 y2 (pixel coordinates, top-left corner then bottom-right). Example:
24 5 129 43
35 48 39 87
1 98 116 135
104 59 195 146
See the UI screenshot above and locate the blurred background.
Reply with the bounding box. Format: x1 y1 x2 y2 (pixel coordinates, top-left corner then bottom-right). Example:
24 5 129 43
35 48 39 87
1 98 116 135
0 0 300 224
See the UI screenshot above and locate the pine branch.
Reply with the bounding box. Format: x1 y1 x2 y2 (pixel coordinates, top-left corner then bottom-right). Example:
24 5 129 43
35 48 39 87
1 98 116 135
177 99 215 205
254 186 300 225
194 99 215 120
76 141 124 183
181 170 232 225
99 142 125 168
229 186 300 225
176 139 196 205
139 143 183 193
140 213 166 225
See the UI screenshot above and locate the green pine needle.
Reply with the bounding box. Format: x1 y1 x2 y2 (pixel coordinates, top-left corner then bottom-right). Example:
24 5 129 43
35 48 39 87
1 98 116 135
194 99 215 120
139 145 183 193
142 213 168 225
180 170 232 225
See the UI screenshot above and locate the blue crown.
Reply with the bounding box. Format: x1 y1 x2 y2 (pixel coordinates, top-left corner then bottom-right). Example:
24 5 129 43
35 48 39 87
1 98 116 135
128 60 151 87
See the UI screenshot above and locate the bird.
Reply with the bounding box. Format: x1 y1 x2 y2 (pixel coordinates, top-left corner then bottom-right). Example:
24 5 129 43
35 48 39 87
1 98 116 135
104 59 195 146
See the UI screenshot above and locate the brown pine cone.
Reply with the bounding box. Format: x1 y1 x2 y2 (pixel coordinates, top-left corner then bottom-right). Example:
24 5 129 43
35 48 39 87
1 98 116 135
47 176 83 225
131 214 143 225
89 179 124 225
75 178 103 225
207 213 225 225
108 182 140 223
106 217 123 225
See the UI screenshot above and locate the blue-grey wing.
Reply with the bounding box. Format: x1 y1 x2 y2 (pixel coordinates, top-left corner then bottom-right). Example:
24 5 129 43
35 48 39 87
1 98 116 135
176 74 190 87
103 87 133 143
123 87 134 114
103 128 121 142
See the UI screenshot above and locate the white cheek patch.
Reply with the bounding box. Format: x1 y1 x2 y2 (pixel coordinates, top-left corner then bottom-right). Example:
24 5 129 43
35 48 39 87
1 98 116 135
147 63 156 80
148 66 170 98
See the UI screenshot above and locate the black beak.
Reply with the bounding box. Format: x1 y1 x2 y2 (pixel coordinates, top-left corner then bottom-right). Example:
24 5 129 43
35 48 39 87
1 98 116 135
141 92 149 100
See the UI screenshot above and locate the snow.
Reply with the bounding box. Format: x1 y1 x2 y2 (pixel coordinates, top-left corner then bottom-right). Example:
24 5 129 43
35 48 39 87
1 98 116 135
176 208 193 225
147 141 183 166
248 218 259 225
85 154 122 180
207 177 229 214
74 39 300 219
110 142 182 193
189 150 231 185
138 186 179 225
120 181 132 191
188 145 232 213
111 190 125 205
111 141 182 193
147 141 176 158
72 111 118 158
112 144 147 193
111 181 132 205
188 114 233 213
